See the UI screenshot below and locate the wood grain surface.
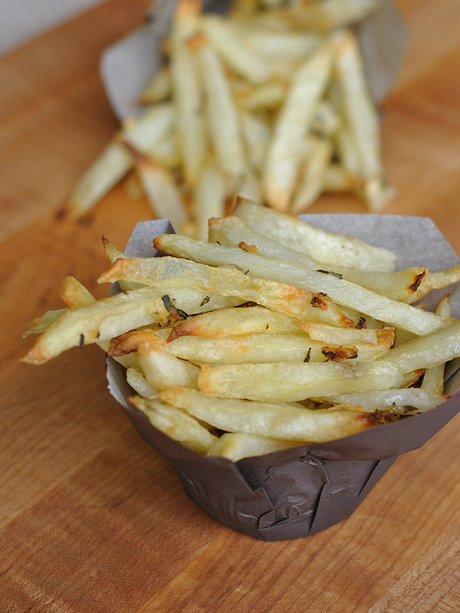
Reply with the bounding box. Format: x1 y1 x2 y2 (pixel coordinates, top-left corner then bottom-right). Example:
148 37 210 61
1 1 460 611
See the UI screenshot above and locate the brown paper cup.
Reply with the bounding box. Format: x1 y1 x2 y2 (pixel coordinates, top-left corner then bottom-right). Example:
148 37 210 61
107 214 460 540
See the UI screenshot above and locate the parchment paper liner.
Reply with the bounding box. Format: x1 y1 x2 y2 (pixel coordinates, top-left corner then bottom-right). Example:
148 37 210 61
100 0 406 120
107 214 460 540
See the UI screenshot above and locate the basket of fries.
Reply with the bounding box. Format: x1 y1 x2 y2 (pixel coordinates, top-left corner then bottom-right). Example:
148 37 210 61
67 0 406 237
99 203 460 541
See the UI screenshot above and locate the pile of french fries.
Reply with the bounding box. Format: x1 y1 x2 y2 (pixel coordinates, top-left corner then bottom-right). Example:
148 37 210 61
67 0 394 239
23 199 460 462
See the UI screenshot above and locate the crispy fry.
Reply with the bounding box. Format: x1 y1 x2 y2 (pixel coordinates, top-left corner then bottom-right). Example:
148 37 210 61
126 368 158 399
159 387 383 442
167 306 301 340
111 326 389 365
153 233 449 335
233 198 397 272
98 255 354 327
208 214 425 300
197 360 405 402
130 395 217 454
207 432 298 461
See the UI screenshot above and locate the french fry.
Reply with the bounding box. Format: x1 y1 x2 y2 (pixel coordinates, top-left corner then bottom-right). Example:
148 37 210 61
167 305 301 341
262 43 333 210
98 255 354 327
170 0 207 187
122 103 175 156
235 27 323 63
110 327 391 365
232 198 397 272
208 214 426 300
234 80 287 111
421 295 451 394
193 31 247 181
295 321 395 348
126 367 158 399
332 28 394 211
197 360 407 402
240 111 272 173
405 263 460 304
138 65 172 104
314 388 449 414
153 233 449 335
132 151 188 234
207 432 299 461
199 14 275 83
291 135 334 213
59 276 96 309
67 140 133 220
139 350 200 390
130 395 217 454
23 308 67 337
194 159 227 242
282 0 380 32
159 387 383 442
22 285 243 365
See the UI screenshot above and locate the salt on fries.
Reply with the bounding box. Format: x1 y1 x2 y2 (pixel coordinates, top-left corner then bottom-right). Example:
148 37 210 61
66 0 393 238
23 205 460 461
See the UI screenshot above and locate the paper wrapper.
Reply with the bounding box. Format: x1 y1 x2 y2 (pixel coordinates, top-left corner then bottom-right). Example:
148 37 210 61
106 214 460 541
100 0 407 120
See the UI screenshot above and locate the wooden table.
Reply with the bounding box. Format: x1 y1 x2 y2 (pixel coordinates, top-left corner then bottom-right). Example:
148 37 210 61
2 1 460 611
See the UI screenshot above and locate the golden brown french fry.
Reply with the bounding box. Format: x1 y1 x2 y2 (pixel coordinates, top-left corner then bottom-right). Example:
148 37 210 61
208 214 427 301
405 263 460 304
59 276 96 310
153 233 448 336
159 387 384 442
98 255 354 327
111 326 390 365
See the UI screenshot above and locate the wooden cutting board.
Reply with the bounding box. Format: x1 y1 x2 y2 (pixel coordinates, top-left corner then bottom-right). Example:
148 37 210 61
1 1 460 611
